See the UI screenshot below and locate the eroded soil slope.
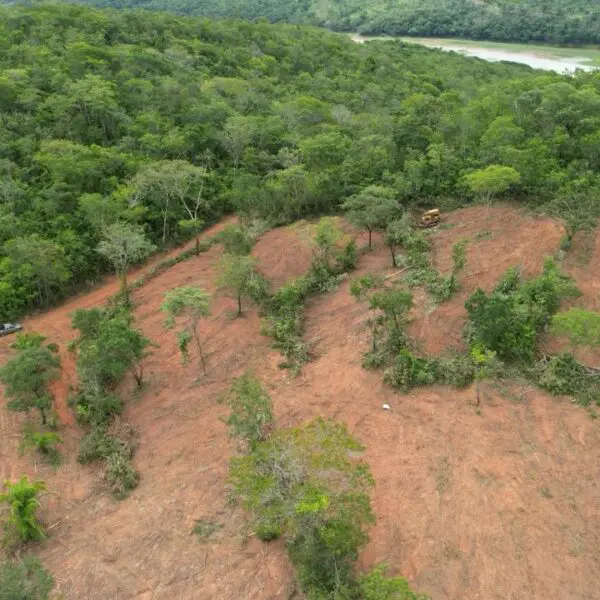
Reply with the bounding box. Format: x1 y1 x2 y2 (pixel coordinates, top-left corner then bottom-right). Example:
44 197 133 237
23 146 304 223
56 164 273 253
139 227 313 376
1 205 599 600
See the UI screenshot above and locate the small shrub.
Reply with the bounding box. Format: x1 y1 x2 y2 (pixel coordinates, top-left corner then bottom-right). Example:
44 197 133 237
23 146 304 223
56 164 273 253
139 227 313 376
255 521 282 542
0 556 54 600
533 352 600 406
10 332 47 351
0 476 46 544
436 354 476 388
383 350 437 391
71 391 123 427
77 429 130 464
335 239 358 273
362 347 389 370
20 429 62 467
104 452 139 499
218 224 254 255
358 564 431 600
192 519 223 542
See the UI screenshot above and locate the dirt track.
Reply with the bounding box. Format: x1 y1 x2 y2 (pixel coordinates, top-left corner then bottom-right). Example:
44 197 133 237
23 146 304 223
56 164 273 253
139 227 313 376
1 205 599 600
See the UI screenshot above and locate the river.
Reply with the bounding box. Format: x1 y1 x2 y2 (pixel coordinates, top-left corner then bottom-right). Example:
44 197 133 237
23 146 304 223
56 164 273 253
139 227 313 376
350 34 599 74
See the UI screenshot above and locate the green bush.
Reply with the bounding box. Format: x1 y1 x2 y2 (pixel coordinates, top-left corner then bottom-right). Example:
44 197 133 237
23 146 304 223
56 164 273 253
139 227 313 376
436 354 476 388
71 391 123 427
0 556 54 600
0 476 46 544
383 351 437 392
77 428 131 464
335 239 358 273
358 564 430 600
465 260 579 363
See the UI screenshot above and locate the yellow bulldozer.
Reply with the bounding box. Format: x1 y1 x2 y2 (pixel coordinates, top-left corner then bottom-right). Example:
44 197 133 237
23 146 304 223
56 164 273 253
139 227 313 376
417 208 441 228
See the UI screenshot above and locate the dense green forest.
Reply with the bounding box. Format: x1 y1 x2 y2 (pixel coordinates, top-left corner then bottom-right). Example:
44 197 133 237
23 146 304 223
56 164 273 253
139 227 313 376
66 0 600 45
1 3 600 319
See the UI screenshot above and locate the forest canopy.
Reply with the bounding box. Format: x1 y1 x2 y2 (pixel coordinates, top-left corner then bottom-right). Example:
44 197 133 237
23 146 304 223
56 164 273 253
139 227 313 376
65 0 600 45
1 4 600 318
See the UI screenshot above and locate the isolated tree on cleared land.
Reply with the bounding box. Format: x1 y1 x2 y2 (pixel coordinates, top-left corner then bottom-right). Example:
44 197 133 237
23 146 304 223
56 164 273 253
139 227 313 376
217 254 269 317
0 344 60 426
219 371 273 450
162 287 211 371
384 215 411 267
97 222 155 304
342 185 399 248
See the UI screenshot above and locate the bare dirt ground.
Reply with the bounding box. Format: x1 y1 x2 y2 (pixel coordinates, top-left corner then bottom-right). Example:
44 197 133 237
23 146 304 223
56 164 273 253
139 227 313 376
1 205 599 600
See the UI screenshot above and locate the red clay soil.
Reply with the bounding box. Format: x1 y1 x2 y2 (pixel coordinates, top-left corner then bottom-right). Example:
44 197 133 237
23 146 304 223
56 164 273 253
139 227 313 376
1 205 599 600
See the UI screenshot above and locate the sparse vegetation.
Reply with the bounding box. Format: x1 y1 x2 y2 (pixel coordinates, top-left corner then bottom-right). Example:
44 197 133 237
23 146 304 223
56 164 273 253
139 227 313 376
0 556 54 600
20 428 62 467
71 307 148 498
192 519 222 542
262 218 357 372
1 2 600 596
162 287 211 369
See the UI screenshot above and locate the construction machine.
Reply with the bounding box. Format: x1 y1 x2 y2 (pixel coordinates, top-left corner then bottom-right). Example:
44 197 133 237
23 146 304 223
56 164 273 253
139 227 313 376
418 208 440 228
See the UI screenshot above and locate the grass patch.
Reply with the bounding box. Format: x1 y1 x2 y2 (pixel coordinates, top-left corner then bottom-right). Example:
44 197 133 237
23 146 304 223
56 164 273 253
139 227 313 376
192 519 223 542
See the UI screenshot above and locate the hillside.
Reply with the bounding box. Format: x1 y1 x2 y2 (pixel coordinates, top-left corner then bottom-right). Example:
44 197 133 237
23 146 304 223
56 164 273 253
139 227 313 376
2 5 600 600
2 205 600 599
68 0 600 44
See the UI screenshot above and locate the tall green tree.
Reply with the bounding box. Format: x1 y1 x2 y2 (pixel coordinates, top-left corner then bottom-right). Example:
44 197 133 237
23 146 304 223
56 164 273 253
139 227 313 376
0 345 60 425
130 160 209 246
463 165 521 204
342 186 399 248
97 222 155 304
217 254 269 317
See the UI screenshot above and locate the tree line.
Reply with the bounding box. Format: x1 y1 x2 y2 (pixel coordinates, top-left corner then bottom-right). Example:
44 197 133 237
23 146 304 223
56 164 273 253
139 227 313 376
3 5 600 320
70 0 600 45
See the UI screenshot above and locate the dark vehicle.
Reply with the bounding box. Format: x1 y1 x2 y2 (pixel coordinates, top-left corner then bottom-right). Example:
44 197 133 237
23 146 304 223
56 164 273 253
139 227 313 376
0 323 23 337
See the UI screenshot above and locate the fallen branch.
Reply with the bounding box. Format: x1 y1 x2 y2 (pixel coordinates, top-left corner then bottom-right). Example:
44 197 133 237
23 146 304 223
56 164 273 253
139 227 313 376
384 266 412 280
